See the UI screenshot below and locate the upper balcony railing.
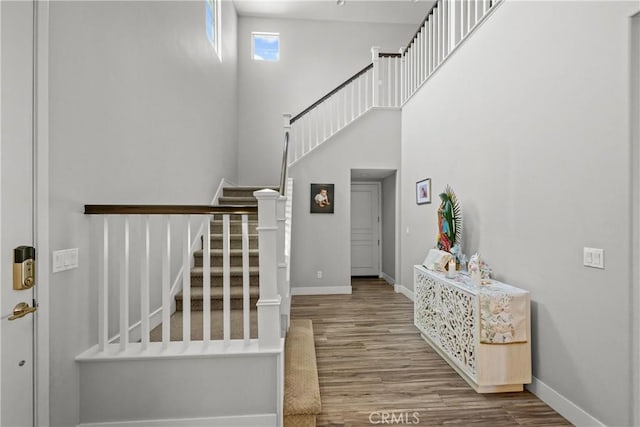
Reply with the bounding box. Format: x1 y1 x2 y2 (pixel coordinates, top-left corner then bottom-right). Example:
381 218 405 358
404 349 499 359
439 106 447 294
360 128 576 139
284 0 503 165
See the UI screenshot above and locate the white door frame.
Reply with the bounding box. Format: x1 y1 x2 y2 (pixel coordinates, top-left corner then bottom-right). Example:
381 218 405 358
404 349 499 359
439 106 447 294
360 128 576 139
350 181 382 277
0 0 50 427
0 0 51 424
631 10 640 427
34 0 50 424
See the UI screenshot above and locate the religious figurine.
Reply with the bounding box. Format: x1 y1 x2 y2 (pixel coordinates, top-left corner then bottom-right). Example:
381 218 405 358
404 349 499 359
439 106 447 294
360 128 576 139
437 185 462 253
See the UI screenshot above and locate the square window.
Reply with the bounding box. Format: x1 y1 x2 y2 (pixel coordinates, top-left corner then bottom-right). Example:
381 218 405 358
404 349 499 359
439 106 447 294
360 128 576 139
252 32 280 62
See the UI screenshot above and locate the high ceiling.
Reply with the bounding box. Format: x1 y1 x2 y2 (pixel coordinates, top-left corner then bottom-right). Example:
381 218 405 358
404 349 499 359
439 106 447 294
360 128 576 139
233 0 436 25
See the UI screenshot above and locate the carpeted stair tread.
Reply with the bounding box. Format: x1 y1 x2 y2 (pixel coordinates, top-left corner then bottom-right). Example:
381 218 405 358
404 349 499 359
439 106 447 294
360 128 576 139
175 285 260 301
194 248 260 256
190 266 260 277
218 197 258 206
284 319 321 422
149 309 258 341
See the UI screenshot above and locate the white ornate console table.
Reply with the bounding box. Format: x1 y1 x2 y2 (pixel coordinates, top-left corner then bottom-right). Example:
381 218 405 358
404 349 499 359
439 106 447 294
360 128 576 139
414 265 531 393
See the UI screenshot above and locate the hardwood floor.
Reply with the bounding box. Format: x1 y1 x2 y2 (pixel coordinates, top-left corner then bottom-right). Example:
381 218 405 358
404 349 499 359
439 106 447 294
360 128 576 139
290 277 571 426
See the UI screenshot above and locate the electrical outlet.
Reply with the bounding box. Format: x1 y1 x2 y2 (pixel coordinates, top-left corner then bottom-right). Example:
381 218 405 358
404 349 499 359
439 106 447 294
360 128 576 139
317 270 323 279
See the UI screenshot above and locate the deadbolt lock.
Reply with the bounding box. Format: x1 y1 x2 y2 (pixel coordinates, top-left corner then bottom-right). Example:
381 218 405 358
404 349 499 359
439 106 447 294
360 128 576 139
13 246 36 290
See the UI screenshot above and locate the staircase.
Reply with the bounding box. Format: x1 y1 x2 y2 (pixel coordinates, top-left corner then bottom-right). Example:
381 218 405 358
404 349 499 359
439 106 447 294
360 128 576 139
150 185 278 341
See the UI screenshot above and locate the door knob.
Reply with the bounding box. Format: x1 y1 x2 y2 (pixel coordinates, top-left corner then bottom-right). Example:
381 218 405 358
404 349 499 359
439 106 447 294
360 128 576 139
8 302 37 321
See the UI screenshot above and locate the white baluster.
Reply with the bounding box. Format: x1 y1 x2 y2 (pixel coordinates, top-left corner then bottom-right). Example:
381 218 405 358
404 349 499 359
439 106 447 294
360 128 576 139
435 6 440 66
429 18 434 74
358 75 363 115
466 0 471 35
395 56 400 107
162 215 171 349
364 71 370 110
314 109 320 148
371 46 380 107
254 189 282 350
182 215 191 345
99 216 109 352
473 0 480 27
450 0 458 51
443 0 449 57
203 214 211 345
461 0 466 41
242 214 250 344
420 29 425 83
387 56 392 106
343 84 348 125
119 216 130 351
222 214 231 343
399 48 405 104
140 215 150 350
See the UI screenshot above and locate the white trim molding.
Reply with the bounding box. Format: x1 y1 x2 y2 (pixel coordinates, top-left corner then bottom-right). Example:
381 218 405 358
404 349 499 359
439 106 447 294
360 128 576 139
291 286 352 295
380 272 395 286
526 376 604 427
78 414 277 427
394 284 414 301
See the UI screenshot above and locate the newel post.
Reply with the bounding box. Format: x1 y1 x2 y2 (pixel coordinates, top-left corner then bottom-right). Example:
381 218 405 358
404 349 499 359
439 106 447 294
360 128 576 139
283 113 292 165
371 46 381 107
254 189 282 349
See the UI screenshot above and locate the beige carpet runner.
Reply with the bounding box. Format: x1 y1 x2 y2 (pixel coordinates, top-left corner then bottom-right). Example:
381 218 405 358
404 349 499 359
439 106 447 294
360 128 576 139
284 319 322 427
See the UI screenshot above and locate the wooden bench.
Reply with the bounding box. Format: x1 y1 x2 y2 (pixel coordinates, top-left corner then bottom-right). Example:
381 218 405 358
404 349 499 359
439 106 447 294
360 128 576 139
284 319 322 427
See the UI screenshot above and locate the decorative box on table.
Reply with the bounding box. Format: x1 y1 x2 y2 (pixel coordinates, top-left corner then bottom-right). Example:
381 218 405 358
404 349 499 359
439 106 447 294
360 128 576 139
413 265 531 393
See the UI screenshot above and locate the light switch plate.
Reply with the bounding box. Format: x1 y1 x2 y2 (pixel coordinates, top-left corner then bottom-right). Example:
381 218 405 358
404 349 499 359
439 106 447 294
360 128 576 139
53 248 79 273
583 247 604 269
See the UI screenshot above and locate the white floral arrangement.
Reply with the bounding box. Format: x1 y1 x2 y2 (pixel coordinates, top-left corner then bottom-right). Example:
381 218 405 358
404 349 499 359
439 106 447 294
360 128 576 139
468 253 492 279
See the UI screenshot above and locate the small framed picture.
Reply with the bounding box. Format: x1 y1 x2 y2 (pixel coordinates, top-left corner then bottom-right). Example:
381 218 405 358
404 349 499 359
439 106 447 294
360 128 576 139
310 183 334 214
416 178 431 205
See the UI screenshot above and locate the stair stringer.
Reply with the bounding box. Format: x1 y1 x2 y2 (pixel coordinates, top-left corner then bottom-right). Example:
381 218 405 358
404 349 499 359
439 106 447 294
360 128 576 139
288 106 400 169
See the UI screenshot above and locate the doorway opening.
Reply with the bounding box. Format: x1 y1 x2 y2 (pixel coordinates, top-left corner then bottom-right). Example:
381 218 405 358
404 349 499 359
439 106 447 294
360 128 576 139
350 169 397 285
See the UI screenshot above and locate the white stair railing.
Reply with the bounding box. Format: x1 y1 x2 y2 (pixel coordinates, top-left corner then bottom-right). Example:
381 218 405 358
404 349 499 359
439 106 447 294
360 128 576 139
84 203 283 356
285 0 503 165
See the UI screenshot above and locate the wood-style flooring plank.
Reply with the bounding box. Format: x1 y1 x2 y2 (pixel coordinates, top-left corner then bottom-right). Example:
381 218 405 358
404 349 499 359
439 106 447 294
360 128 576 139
290 278 571 427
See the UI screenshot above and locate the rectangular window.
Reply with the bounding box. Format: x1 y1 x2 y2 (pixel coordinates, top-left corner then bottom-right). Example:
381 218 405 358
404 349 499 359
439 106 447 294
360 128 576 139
252 32 280 62
206 0 221 59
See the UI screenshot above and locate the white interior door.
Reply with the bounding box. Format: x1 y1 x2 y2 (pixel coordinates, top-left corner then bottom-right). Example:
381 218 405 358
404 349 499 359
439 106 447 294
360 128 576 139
1 1 37 425
351 183 380 276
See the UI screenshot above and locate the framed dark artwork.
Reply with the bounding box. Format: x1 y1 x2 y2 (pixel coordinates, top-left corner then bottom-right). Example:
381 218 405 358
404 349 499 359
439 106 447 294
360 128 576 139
416 178 432 205
310 183 334 214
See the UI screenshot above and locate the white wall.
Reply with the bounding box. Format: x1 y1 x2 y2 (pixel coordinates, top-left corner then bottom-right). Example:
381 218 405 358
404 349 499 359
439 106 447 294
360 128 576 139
400 2 639 425
289 109 400 292
48 2 238 425
78 354 278 424
381 173 396 280
237 16 414 185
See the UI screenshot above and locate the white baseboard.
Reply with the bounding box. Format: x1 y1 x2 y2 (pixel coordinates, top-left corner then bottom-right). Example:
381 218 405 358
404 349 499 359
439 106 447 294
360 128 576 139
526 376 604 427
78 414 276 427
380 272 395 286
394 284 414 301
291 286 352 295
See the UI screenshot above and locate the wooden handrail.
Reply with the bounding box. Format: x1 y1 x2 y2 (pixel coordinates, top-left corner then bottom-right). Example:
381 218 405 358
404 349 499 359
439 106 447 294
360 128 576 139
84 205 258 215
379 52 402 58
290 62 373 124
